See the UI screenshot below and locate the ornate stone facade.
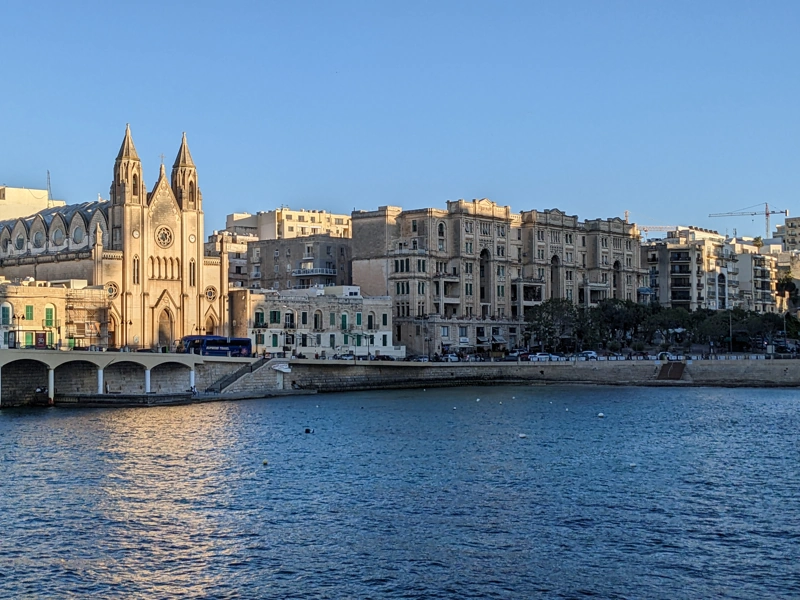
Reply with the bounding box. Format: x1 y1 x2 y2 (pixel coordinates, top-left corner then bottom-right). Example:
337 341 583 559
0 125 228 349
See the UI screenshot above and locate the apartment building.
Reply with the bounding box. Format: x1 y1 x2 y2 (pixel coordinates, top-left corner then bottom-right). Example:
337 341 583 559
226 208 351 240
726 238 779 313
519 209 646 310
351 199 526 356
350 200 646 356
229 285 402 358
248 234 352 290
0 186 66 221
205 230 259 288
642 227 738 311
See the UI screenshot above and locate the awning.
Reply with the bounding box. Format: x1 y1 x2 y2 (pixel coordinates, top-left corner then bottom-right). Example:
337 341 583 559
476 337 489 345
492 336 507 344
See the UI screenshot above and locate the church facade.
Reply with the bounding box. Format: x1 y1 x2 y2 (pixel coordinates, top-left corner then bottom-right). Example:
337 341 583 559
0 125 228 350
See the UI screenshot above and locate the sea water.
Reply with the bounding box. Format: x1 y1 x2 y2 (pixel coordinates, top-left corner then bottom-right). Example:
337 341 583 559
1 385 798 598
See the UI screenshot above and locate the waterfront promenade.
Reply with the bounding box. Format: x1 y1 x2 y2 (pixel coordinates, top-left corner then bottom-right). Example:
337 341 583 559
2 348 799 407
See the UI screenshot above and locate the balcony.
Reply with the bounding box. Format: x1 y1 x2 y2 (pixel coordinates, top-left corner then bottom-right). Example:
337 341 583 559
433 272 460 281
291 268 337 277
512 276 545 284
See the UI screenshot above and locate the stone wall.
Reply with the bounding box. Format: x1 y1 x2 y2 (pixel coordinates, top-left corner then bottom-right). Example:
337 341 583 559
276 359 800 393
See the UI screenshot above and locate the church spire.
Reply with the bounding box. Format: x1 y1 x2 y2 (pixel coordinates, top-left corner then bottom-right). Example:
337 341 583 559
172 132 194 168
171 132 199 210
116 123 140 161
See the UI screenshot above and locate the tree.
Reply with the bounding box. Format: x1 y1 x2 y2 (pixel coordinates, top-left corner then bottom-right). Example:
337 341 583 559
525 299 578 352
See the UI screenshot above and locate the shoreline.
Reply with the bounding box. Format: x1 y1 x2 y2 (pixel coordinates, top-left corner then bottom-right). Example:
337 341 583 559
2 358 798 408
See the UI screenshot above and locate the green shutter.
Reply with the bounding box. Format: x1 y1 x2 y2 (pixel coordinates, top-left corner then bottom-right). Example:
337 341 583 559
356 313 362 326
272 334 278 347
25 305 34 321
1 306 9 325
356 335 362 347
330 312 335 326
45 307 54 327
25 332 33 347
341 314 347 329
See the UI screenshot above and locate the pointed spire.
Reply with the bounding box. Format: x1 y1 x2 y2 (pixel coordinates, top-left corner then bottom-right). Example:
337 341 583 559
173 132 195 168
159 163 167 178
116 123 140 161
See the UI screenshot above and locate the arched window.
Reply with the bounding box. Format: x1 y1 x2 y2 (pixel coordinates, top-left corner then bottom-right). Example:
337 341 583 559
438 223 445 237
175 258 180 278
189 259 196 287
189 181 196 208
149 256 155 279
133 255 140 285
132 174 139 197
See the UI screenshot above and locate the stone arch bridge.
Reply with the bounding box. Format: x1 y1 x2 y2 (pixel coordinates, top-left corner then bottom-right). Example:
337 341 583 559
0 349 241 406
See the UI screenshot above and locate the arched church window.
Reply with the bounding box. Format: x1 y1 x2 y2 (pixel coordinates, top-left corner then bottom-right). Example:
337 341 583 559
132 174 139 197
149 257 155 279
189 181 196 208
189 259 196 287
133 255 140 285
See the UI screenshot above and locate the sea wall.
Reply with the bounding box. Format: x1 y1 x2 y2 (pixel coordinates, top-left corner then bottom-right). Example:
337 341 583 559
274 359 800 393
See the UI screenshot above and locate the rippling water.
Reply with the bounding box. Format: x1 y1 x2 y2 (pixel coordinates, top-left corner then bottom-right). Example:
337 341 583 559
2 386 799 599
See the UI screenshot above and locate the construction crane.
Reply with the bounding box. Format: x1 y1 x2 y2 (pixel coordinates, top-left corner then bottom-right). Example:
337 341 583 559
708 203 788 239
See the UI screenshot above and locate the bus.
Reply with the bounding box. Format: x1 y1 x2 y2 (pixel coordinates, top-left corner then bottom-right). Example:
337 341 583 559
178 335 252 357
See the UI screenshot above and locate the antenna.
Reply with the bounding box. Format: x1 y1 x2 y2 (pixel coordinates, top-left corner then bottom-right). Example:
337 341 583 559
47 170 54 208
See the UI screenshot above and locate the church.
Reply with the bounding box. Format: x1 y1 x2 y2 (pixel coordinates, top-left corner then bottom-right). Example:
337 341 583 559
0 125 229 350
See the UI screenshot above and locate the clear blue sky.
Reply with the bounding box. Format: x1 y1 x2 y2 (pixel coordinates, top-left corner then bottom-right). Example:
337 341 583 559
2 1 798 238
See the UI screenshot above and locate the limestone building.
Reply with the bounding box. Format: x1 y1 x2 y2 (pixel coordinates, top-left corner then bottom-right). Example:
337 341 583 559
351 199 646 356
726 238 779 313
226 208 351 239
0 277 108 349
205 230 258 289
351 199 526 355
520 210 646 308
0 185 66 220
248 234 352 291
642 227 738 311
0 125 228 350
230 285 402 358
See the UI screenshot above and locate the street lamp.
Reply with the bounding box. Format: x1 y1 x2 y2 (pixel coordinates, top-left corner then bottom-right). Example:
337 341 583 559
12 314 25 349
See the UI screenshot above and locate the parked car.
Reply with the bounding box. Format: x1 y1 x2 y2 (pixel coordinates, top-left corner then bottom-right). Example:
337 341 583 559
443 353 460 362
412 356 430 362
530 353 558 361
578 350 598 360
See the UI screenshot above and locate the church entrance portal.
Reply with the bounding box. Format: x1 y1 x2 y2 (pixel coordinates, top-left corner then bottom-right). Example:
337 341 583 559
158 309 173 350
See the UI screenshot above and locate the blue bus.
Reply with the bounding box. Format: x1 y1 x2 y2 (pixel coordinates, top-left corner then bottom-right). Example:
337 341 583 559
178 335 252 357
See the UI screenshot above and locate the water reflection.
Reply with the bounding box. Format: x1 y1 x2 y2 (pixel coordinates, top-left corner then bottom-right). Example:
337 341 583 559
2 387 799 598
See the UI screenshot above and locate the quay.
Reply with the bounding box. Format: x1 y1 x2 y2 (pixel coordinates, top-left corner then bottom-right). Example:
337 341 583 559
2 349 800 407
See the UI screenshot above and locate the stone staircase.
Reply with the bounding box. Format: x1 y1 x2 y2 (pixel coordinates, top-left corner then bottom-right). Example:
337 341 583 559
657 362 685 381
205 357 269 393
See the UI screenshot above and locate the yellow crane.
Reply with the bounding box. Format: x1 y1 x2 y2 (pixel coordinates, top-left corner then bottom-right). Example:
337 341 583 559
708 203 788 239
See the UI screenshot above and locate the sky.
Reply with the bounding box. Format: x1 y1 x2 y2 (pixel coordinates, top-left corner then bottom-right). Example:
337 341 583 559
2 0 799 239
